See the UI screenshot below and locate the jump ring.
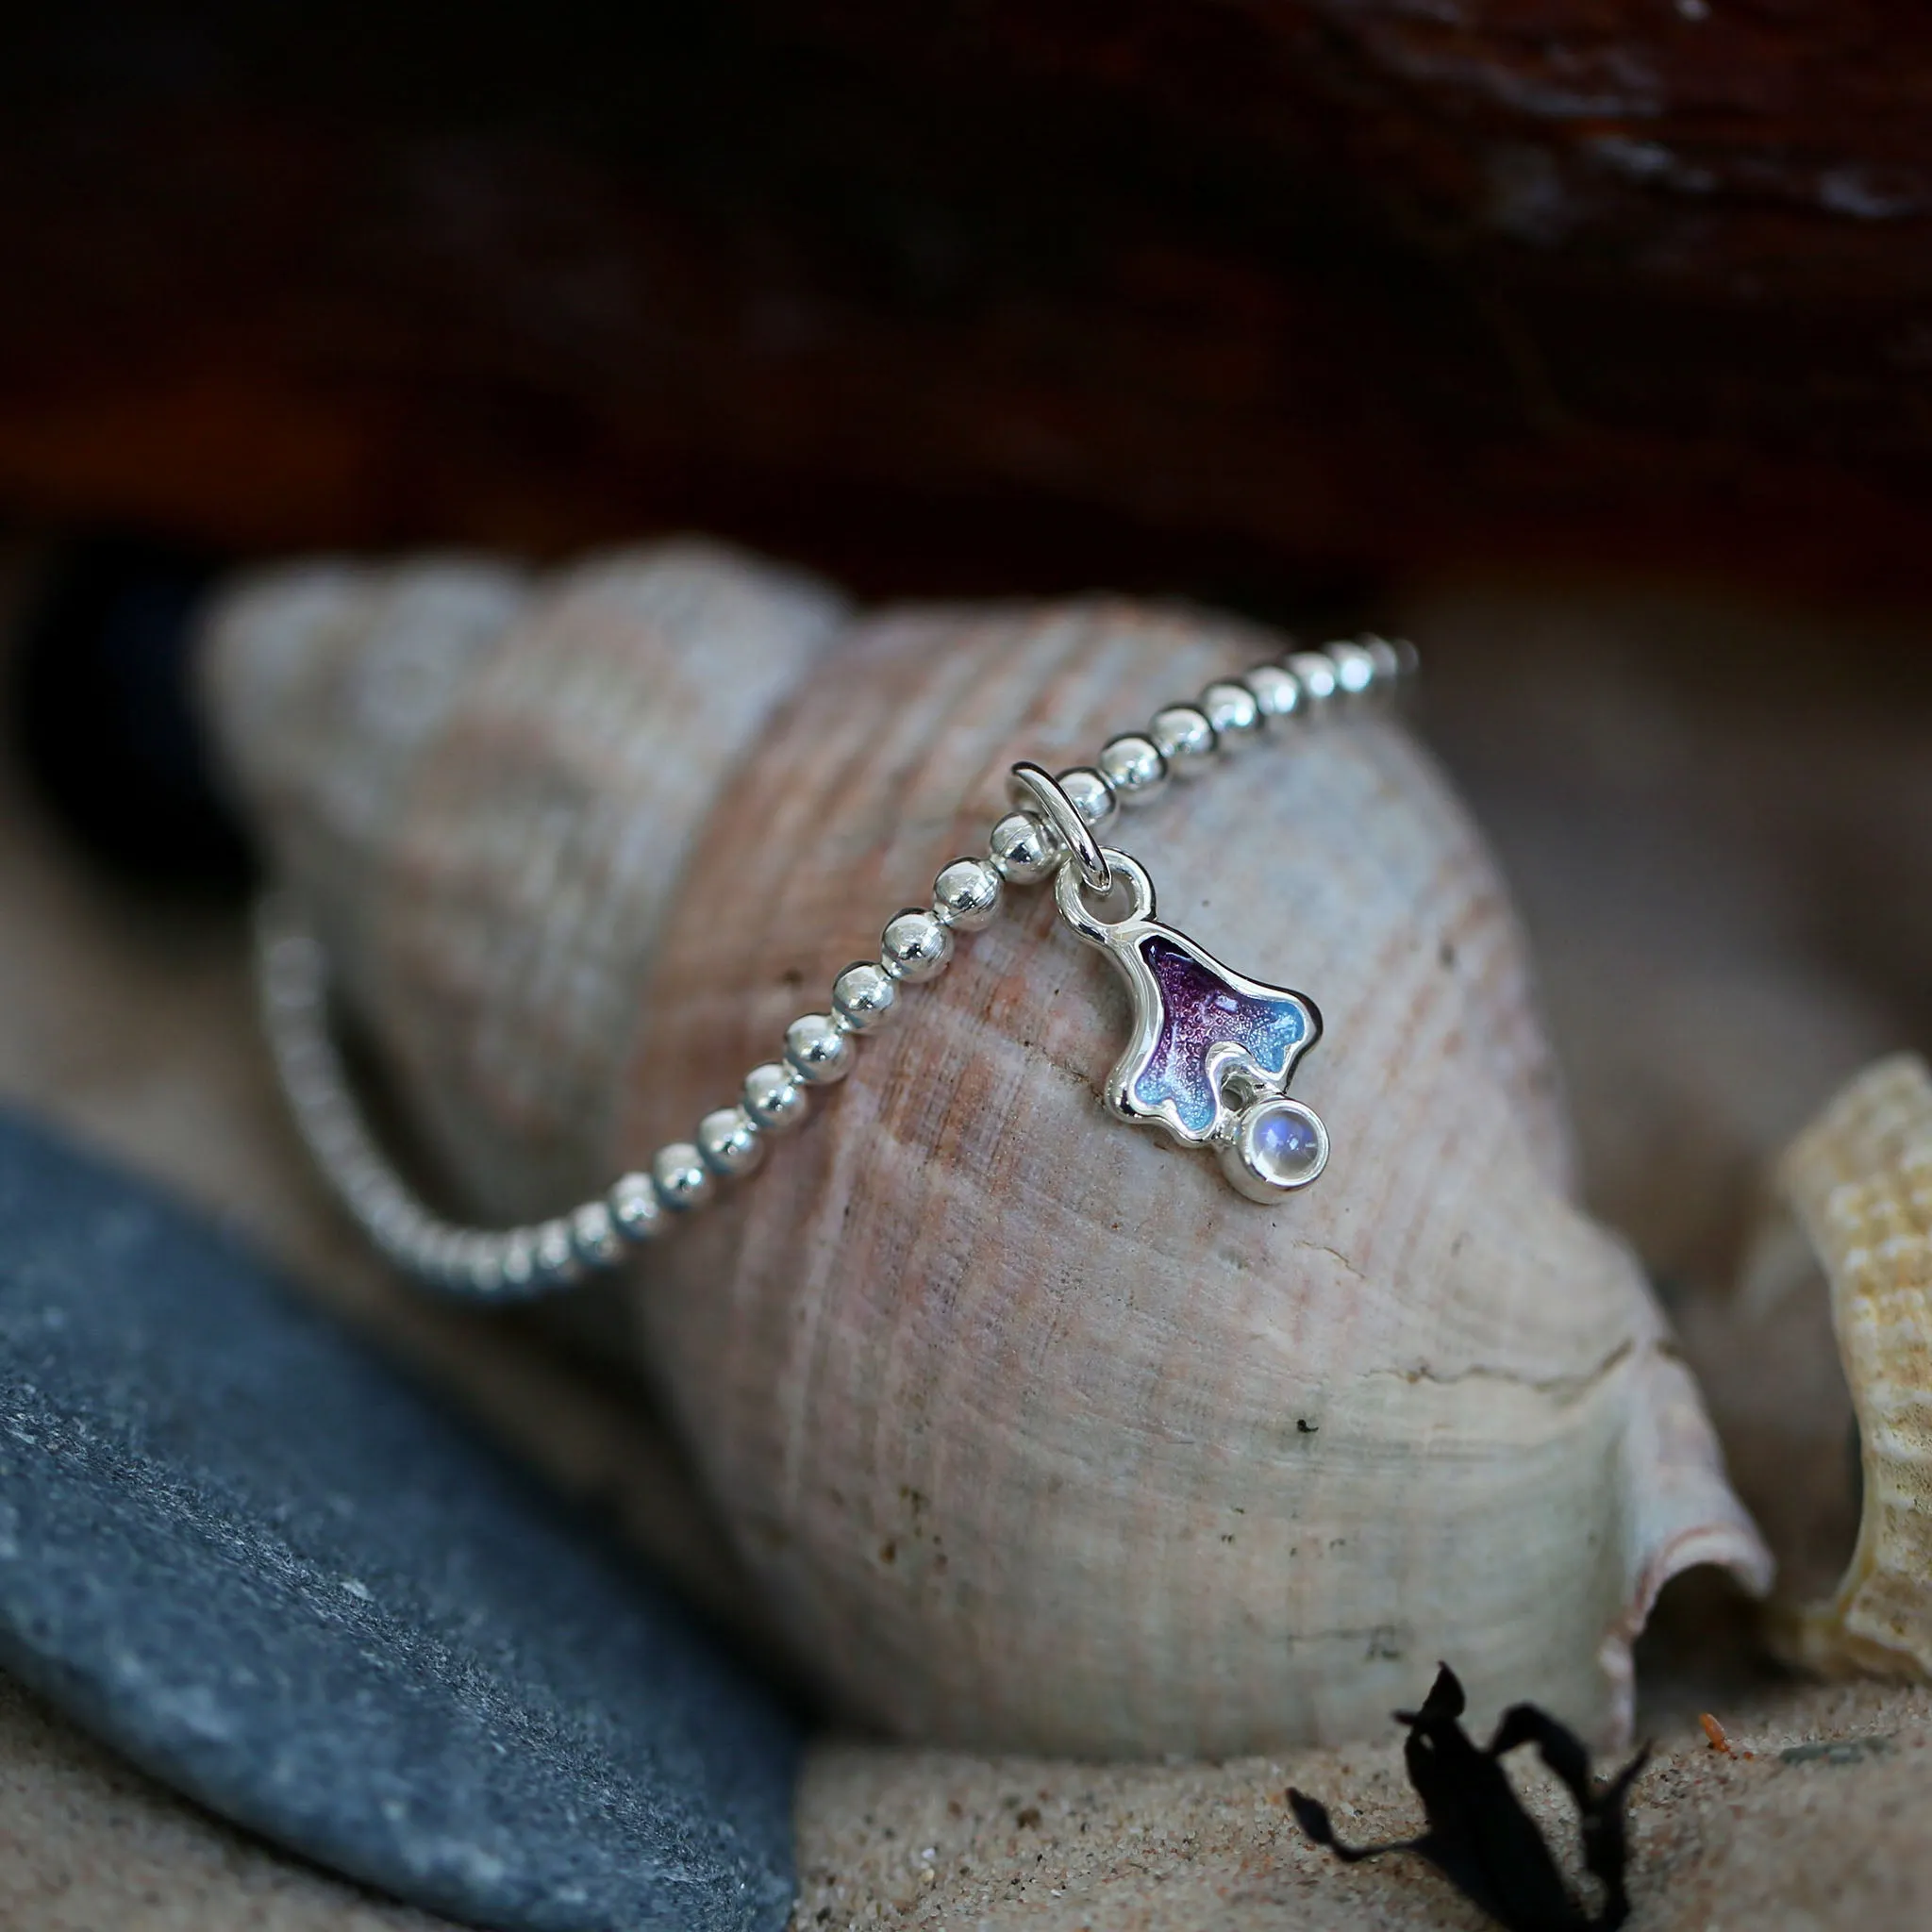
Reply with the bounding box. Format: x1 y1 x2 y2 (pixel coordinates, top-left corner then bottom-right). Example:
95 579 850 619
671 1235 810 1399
1053 848 1155 943
1008 761 1113 894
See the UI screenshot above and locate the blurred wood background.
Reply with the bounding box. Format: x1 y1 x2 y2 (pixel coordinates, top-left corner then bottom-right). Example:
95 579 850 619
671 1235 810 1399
7 2 1932 602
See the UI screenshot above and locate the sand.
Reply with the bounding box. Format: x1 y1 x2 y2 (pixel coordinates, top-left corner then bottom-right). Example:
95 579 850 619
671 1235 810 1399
795 1674 1932 1931
0 1672 445 1932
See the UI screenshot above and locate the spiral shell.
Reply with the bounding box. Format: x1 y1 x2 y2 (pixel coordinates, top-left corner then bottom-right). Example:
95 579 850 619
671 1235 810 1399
208 543 846 1215
201 541 1771 1754
1738 1054 1932 1679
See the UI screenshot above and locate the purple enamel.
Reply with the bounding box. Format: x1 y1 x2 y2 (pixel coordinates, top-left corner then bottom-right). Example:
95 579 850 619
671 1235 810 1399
1131 935 1310 1135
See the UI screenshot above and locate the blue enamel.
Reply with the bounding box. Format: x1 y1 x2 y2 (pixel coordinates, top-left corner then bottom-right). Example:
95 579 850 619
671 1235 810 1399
1129 935 1309 1135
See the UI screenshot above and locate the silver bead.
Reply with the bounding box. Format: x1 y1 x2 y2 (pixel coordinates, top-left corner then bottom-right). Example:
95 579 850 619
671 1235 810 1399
931 856 1003 931
1096 734 1168 806
653 1141 714 1212
1148 704 1216 777
570 1199 624 1270
1326 640 1377 697
833 960 899 1031
743 1060 810 1132
259 928 324 1010
1286 650 1340 711
365 1191 422 1259
1200 680 1261 748
608 1169 668 1242
1364 635 1405 686
1242 662 1302 724
437 1227 480 1289
303 1093 362 1171
431 1227 476 1291
401 1220 446 1281
498 1228 539 1293
785 1012 855 1084
461 1232 508 1295
384 1219 434 1278
531 1216 583 1287
1056 766 1117 829
880 908 954 983
437 1232 472 1291
698 1104 765 1177
988 809 1060 885
412 1224 457 1286
335 1152 386 1216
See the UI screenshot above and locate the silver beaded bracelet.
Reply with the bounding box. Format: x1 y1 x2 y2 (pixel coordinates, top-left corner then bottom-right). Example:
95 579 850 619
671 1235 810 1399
258 635 1416 1301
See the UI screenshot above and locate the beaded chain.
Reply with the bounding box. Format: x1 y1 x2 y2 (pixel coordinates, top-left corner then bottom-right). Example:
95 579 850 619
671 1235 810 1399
258 635 1415 1300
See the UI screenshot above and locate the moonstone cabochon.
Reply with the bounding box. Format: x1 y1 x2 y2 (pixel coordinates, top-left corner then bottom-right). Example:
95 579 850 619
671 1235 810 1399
0 1110 799 1932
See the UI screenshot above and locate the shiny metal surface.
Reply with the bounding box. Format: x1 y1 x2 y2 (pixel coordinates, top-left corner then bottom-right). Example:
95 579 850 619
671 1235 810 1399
1097 734 1169 806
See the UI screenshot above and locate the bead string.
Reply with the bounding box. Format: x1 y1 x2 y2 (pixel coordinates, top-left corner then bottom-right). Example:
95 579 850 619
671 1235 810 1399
258 635 1416 1300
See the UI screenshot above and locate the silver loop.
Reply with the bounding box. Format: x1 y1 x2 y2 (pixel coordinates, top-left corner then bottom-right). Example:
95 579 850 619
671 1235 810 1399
1008 761 1112 893
254 892 623 1303
1053 848 1155 944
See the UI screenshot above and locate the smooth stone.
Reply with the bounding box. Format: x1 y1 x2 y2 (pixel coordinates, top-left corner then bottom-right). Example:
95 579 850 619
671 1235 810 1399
0 1108 799 1932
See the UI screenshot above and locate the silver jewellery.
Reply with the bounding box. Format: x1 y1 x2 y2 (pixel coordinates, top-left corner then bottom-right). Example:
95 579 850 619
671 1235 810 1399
258 635 1416 1301
1057 850 1327 1205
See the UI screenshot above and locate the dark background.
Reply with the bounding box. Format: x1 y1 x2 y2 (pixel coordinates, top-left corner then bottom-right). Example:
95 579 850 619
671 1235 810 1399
8 1 1932 608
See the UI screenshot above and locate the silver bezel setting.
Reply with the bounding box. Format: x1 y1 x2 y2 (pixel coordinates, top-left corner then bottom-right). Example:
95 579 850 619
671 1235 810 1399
1218 1097 1330 1202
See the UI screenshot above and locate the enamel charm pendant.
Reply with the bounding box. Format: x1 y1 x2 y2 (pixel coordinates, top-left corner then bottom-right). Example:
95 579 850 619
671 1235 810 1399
1054 848 1329 1201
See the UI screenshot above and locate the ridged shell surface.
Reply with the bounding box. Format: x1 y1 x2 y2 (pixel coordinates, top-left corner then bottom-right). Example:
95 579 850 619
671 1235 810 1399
207 542 846 1216
200 541 1771 1756
1752 1054 1932 1679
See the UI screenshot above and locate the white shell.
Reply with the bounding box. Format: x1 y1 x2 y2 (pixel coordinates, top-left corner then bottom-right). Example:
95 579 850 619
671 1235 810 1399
201 543 1772 1754
207 542 846 1217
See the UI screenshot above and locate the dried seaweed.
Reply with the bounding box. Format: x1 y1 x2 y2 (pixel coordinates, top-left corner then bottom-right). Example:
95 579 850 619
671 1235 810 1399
1289 1663 1650 1932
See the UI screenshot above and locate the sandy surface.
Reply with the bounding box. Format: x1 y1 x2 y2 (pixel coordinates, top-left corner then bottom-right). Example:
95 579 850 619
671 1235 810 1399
0 1673 445 1932
2 552 1930 1928
796 1675 1932 1932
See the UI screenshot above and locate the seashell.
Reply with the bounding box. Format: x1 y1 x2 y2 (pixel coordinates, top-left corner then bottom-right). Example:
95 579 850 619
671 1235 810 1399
1738 1053 1932 1679
208 542 848 1217
200 540 1771 1756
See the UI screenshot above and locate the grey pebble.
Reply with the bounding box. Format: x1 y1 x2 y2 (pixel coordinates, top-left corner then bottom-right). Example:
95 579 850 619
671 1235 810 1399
0 1109 799 1932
